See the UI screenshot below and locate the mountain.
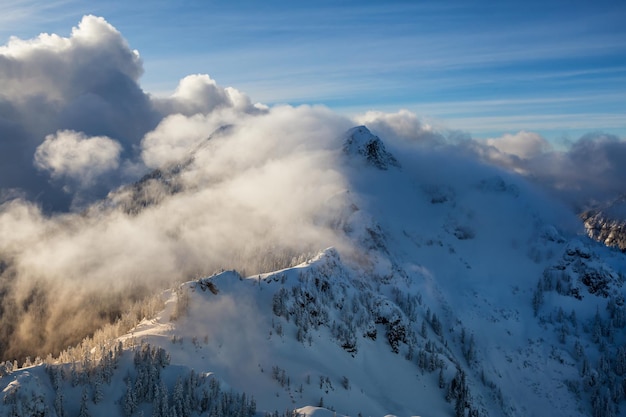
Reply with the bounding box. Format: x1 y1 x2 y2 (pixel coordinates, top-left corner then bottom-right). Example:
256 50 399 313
581 196 626 251
342 126 400 170
1 126 625 417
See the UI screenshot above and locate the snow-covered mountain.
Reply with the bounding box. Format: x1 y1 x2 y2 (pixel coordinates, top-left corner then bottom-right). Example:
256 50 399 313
1 126 625 417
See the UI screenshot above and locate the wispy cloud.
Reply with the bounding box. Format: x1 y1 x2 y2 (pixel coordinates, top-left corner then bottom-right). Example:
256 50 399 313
129 0 625 138
442 114 626 135
0 0 83 38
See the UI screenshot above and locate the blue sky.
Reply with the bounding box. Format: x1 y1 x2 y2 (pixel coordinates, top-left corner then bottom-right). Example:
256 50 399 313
1 0 625 141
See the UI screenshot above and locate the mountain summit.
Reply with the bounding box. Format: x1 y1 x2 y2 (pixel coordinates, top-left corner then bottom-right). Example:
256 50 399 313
342 126 400 170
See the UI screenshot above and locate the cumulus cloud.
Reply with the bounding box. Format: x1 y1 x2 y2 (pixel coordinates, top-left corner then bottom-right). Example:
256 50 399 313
153 74 263 116
0 15 266 210
0 15 143 98
0 15 157 209
34 130 122 188
0 14 149 140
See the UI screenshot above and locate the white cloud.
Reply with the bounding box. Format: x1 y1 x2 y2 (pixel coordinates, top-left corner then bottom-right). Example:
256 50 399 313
354 109 444 146
484 131 551 159
152 74 262 117
140 112 229 168
0 15 155 207
0 15 142 100
34 130 122 187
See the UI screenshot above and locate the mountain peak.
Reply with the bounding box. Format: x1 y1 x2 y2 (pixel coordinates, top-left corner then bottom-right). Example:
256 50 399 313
342 126 400 170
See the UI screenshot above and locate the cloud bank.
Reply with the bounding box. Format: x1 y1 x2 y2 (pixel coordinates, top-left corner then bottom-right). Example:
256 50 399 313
0 15 624 361
357 110 626 206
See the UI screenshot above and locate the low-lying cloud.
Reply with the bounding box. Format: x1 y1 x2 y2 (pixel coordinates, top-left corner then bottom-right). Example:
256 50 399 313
0 101 352 360
484 131 550 160
0 15 624 361
354 109 445 147
359 110 626 207
34 130 122 188
475 131 626 206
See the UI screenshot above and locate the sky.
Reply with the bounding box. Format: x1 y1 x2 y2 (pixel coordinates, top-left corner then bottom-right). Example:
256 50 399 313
1 0 624 141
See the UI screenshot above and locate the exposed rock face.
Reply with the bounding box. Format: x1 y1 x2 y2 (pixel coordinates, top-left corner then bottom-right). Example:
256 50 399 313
581 209 626 251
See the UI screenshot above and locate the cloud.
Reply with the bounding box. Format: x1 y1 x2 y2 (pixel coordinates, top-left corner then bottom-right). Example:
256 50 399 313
152 74 263 116
34 130 122 188
0 15 158 209
524 133 626 204
139 75 270 170
353 109 445 147
0 101 354 360
484 131 551 160
466 131 626 205
140 110 248 169
0 15 145 119
0 15 269 211
352 109 626 207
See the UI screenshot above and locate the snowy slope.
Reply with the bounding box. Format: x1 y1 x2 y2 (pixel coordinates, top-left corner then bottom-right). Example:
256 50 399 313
1 126 625 417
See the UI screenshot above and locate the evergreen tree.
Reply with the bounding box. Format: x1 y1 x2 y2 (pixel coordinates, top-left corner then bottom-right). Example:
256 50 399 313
431 313 442 336
54 390 65 417
439 368 445 389
123 382 137 417
78 388 91 417
173 377 189 417
465 334 476 364
573 339 584 361
532 280 544 316
615 346 626 376
152 384 163 417
455 395 465 417
93 377 104 404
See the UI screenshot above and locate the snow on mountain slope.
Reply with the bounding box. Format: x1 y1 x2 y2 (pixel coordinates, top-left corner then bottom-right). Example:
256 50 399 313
1 126 625 417
129 258 454 417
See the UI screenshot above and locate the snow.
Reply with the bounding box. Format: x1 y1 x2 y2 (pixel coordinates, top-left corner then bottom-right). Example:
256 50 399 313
1 126 625 416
